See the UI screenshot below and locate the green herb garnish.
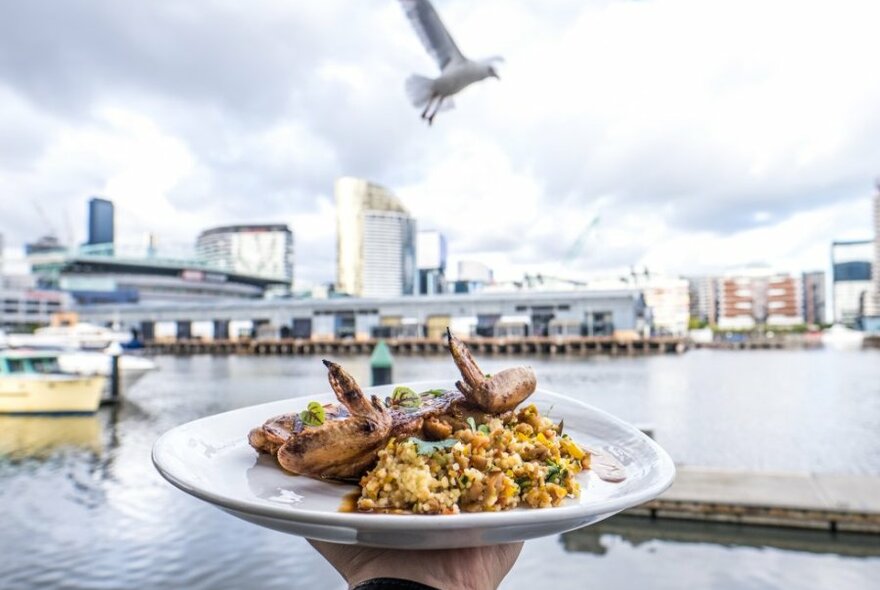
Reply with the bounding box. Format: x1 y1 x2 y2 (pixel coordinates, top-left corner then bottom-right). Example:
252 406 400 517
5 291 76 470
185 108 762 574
477 424 490 435
391 386 421 408
299 401 325 427
466 416 477 431
515 476 532 490
408 437 458 456
545 460 566 484
423 388 445 397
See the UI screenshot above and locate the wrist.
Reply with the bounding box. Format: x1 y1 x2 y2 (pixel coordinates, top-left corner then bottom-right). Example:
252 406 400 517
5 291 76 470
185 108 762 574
351 578 441 590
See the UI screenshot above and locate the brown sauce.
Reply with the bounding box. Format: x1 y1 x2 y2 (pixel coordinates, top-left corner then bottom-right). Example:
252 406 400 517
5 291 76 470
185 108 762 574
586 448 628 483
339 489 360 513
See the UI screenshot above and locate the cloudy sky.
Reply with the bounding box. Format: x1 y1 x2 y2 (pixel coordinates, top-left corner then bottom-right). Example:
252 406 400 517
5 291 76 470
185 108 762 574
1 0 878 286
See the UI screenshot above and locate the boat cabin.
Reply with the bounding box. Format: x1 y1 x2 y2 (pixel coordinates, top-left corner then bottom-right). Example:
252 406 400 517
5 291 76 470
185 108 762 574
0 352 63 376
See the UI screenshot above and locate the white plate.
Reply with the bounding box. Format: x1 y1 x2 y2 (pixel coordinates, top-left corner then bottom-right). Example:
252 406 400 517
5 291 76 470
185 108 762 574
152 380 675 549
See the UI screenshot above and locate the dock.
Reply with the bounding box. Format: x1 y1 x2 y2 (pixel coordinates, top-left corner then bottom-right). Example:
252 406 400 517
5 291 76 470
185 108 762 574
627 467 880 533
692 339 822 351
143 336 688 357
563 514 880 557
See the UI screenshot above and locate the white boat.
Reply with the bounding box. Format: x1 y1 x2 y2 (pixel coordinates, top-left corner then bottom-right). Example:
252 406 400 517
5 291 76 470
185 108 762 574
0 327 157 390
821 324 865 350
0 350 105 414
3 322 133 350
57 350 157 391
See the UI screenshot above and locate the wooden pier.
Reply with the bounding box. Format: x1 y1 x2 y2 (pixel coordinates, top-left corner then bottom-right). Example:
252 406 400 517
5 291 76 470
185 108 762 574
627 467 880 533
692 337 823 351
143 336 688 357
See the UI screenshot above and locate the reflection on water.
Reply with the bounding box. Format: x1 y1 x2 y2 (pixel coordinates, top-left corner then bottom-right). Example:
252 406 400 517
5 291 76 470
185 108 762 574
0 414 104 460
563 515 880 559
0 353 878 590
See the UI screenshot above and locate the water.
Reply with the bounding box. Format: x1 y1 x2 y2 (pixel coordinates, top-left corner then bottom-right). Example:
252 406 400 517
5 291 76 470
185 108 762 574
1 349 879 589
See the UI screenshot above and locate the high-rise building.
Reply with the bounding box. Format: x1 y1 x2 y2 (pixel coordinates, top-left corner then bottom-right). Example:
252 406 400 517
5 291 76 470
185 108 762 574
831 239 873 326
87 197 114 245
686 276 718 325
417 230 447 296
868 183 880 318
802 271 826 326
640 277 690 335
335 177 416 297
196 224 294 284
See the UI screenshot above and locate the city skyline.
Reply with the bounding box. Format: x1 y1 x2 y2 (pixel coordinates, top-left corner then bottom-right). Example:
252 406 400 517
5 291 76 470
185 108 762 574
1 1 879 286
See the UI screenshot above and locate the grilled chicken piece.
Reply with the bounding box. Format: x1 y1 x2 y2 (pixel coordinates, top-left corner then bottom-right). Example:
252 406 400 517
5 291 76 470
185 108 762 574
249 331 538 480
275 360 392 479
248 405 349 456
447 327 537 413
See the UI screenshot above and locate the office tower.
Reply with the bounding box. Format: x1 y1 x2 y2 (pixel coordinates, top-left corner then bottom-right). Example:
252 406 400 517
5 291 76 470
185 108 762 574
335 177 416 297
196 224 294 283
686 276 718 325
417 230 447 295
831 239 873 326
87 197 114 245
869 184 880 317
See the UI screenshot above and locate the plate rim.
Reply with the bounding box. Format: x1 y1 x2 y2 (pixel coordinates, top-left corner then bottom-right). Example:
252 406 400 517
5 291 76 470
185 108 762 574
152 381 676 530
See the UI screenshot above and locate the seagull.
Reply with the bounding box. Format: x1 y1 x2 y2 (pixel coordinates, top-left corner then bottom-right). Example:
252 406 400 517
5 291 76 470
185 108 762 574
398 0 502 125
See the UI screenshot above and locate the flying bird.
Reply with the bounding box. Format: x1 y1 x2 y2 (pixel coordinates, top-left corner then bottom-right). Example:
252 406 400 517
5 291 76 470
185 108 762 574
398 0 501 125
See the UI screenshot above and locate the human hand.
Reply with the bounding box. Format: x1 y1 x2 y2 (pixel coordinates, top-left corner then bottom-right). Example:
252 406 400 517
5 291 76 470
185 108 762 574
309 539 523 590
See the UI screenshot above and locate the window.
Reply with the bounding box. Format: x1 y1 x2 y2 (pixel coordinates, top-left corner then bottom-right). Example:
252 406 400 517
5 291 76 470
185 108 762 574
30 357 61 374
5 358 25 373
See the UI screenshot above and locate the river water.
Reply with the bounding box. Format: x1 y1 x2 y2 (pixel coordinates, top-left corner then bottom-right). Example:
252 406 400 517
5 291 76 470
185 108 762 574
1 349 879 589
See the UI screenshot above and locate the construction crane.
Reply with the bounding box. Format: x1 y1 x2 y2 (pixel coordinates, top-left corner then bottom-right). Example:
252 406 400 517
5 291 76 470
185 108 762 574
564 214 600 263
31 202 62 242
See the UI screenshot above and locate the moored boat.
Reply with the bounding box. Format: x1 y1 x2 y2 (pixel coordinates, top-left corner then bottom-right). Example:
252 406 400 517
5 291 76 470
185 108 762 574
0 351 105 414
821 324 865 351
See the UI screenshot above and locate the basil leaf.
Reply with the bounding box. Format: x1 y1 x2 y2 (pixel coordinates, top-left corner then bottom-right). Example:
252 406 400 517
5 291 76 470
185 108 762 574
391 386 421 408
408 437 458 456
299 401 325 427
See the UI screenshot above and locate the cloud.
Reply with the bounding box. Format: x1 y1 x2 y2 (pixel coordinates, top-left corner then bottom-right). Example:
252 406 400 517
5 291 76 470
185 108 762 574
0 0 878 288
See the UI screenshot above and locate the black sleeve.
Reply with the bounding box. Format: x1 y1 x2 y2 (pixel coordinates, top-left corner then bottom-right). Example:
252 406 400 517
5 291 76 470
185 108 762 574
352 578 440 590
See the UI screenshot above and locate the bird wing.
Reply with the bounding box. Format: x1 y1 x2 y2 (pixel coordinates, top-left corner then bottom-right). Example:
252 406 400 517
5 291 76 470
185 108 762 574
399 0 465 71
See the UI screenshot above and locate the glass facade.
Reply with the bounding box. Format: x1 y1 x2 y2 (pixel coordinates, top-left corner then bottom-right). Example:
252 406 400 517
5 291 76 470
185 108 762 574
87 197 114 245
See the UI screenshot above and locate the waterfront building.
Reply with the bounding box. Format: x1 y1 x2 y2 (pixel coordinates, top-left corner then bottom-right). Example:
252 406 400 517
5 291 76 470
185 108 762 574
417 230 447 296
453 260 493 294
802 271 826 326
591 274 689 336
0 287 70 328
717 270 804 329
765 274 803 327
863 185 880 331
686 276 718 325
335 177 416 298
195 224 294 286
831 239 873 327
87 197 114 246
75 288 649 342
640 277 690 336
29 246 288 305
